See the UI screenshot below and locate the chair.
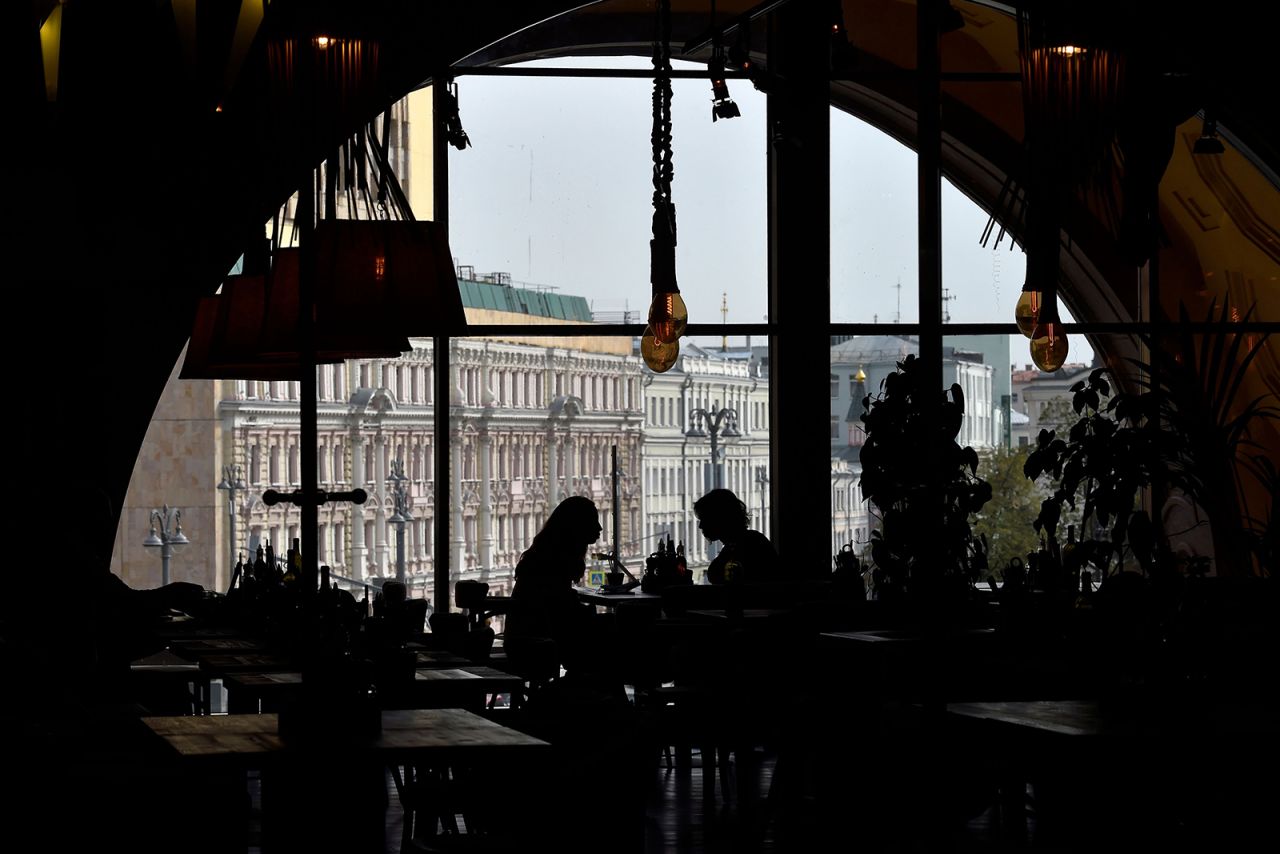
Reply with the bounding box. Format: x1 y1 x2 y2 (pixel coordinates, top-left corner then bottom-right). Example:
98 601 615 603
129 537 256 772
455 581 510 631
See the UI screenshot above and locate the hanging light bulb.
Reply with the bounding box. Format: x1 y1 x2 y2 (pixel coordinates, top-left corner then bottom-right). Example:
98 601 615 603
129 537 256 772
1029 296 1069 372
1016 206 1059 338
1014 283 1041 338
647 290 688 344
641 325 680 372
646 0 687 349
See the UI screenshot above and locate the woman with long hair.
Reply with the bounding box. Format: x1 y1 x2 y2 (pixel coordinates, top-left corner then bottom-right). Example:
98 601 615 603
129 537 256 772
517 495 602 588
505 496 603 669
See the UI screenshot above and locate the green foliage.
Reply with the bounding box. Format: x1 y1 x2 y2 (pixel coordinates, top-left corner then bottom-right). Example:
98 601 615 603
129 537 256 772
1023 301 1278 578
859 354 992 600
1023 368 1157 577
974 445 1046 578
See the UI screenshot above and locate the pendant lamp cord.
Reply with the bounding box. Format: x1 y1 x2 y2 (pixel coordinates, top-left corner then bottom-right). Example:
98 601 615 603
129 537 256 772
652 0 675 247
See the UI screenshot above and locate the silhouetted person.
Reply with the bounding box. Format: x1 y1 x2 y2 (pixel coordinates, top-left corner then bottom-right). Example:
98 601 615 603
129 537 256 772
501 496 646 854
695 488 780 584
506 495 608 679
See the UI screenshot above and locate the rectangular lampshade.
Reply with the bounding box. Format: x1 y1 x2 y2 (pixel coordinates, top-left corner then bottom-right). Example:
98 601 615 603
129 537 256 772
180 274 318 380
181 219 467 380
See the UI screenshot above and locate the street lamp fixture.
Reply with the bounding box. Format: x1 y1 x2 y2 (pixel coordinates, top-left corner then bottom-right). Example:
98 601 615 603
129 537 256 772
216 463 246 591
686 405 740 491
387 458 413 586
755 465 770 536
143 504 189 586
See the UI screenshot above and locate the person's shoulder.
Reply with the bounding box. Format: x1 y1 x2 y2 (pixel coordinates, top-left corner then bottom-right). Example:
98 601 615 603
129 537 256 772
743 530 776 553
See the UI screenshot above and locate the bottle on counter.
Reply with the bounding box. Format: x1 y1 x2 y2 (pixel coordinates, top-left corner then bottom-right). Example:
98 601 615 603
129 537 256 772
229 552 245 592
264 541 280 584
252 544 268 584
283 546 298 585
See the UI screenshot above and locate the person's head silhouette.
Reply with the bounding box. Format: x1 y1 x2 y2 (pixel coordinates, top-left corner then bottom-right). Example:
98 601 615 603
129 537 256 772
694 488 750 544
530 495 602 555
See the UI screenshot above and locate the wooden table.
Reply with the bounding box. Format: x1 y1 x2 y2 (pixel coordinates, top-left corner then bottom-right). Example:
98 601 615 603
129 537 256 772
944 699 1273 845
222 666 526 713
143 707 549 764
169 636 268 654
948 699 1114 737
195 652 295 673
130 649 212 714
572 585 662 609
819 627 1000 706
413 649 476 668
142 709 550 851
688 608 792 621
821 627 996 646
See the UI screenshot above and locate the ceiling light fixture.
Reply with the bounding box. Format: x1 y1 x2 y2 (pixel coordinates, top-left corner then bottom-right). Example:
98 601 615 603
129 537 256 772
642 0 686 372
442 79 471 151
709 58 740 121
708 1 740 121
988 6 1127 370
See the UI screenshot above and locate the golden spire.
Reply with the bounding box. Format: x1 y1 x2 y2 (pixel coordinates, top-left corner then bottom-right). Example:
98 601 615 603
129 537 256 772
721 292 729 352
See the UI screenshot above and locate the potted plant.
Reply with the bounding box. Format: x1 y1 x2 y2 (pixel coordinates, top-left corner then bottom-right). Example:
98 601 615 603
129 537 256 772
1025 301 1278 582
1022 302 1278 696
858 353 993 622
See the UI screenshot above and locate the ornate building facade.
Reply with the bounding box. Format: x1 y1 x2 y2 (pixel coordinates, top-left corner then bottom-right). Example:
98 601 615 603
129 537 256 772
219 330 646 602
639 342 772 578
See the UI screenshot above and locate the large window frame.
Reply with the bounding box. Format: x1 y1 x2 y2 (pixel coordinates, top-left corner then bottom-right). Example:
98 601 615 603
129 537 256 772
420 6 1258 613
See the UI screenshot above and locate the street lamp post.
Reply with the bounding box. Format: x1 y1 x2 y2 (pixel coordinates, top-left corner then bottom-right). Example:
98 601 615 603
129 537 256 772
685 405 741 492
387 458 413 587
755 465 769 537
217 464 246 580
143 504 190 586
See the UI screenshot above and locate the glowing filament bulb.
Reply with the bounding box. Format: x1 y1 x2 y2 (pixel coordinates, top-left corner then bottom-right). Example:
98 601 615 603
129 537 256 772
374 256 386 281
1030 318 1069 372
641 326 680 372
1015 288 1042 338
647 291 688 344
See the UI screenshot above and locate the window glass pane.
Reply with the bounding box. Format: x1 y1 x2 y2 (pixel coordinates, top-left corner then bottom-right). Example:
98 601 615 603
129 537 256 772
447 333 771 598
111 354 438 602
831 108 918 323
449 58 767 328
970 334 1151 585
830 332 1108 586
829 335 911 574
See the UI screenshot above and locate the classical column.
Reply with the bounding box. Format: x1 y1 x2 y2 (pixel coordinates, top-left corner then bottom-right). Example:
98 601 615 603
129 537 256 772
350 428 367 580
373 428 387 574
547 432 560 506
451 426 466 577
478 426 494 571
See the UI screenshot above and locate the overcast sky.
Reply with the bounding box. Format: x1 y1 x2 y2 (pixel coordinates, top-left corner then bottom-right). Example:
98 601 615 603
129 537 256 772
446 57 1091 367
